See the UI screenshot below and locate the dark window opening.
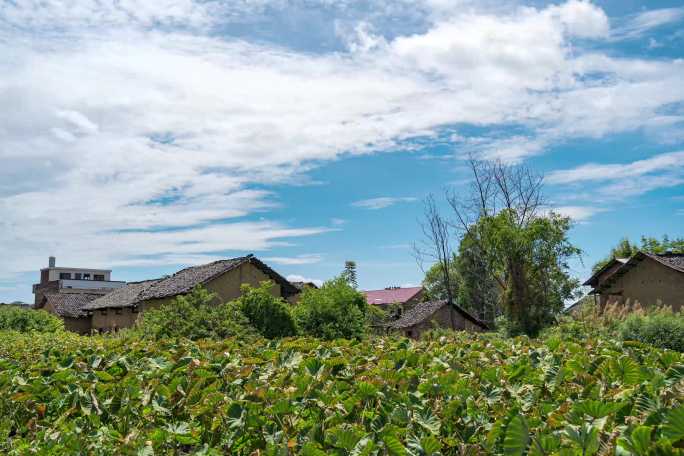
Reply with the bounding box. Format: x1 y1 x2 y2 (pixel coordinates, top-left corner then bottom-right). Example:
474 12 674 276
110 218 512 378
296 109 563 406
59 272 71 279
94 274 105 281
74 273 82 280
83 273 91 280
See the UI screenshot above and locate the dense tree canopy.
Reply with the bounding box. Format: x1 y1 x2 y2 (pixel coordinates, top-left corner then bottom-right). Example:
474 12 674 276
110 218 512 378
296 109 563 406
293 276 368 340
235 281 297 339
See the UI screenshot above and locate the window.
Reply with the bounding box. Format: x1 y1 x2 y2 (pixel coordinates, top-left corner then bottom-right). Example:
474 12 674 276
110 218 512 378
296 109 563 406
94 274 105 281
83 273 91 280
59 272 71 279
74 273 82 280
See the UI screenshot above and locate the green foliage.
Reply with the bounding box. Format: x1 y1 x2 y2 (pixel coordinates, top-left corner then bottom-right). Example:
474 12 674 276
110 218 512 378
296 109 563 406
593 235 684 272
137 286 257 341
234 281 297 339
0 324 682 454
293 276 368 340
341 260 358 289
0 305 63 333
421 258 459 302
619 310 684 352
475 210 580 336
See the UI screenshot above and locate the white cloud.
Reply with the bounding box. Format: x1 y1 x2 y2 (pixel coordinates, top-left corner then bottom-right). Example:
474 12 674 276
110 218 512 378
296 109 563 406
263 254 323 265
286 274 324 287
552 205 606 222
352 197 418 210
547 151 684 184
612 7 684 41
2 0 684 286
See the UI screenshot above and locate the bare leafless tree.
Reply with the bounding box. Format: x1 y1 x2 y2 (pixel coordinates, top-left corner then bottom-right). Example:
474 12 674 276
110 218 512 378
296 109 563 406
413 194 456 302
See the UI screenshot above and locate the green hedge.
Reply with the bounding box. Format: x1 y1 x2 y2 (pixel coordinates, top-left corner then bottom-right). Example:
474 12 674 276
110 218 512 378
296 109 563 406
619 311 684 352
0 305 63 333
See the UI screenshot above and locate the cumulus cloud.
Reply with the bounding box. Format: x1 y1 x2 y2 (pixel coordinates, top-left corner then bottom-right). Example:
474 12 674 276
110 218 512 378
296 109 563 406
352 197 418 210
2 0 684 285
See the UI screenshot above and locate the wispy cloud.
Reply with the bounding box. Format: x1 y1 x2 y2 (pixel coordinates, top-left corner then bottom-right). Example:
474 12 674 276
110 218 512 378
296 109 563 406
552 206 607 222
547 151 684 184
263 254 323 265
352 197 418 210
612 7 684 41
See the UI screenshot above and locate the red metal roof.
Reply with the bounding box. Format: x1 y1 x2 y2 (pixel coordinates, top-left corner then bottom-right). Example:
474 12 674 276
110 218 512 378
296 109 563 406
363 286 423 305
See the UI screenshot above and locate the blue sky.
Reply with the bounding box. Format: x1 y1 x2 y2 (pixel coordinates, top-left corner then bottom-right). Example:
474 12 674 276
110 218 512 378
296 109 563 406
1 0 683 302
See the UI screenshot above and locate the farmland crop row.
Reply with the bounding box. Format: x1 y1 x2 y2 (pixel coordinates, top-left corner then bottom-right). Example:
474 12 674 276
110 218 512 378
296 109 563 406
0 328 682 455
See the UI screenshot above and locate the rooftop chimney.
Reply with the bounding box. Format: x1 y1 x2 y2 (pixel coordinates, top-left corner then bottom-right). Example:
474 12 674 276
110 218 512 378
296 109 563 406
48 256 56 268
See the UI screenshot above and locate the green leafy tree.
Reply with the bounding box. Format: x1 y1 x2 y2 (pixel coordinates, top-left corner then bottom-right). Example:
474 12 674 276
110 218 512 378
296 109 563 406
0 306 64 333
474 210 580 336
421 256 459 302
591 237 639 272
138 286 257 341
341 261 358 289
293 276 368 339
234 281 297 339
455 233 501 323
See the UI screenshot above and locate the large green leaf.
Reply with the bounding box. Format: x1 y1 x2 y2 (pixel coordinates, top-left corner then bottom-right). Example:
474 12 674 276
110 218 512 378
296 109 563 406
504 415 529 456
662 405 684 443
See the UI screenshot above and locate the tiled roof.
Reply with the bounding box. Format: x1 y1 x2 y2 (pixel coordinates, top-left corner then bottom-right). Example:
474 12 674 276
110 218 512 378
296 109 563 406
290 281 318 291
85 255 299 310
44 293 104 318
138 258 248 301
364 286 423 306
645 252 684 273
583 258 628 287
85 280 160 310
388 299 488 330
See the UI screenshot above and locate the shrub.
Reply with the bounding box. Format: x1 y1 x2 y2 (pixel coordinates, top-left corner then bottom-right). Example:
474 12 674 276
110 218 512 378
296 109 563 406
137 286 257 341
234 281 297 339
0 305 63 333
619 310 684 352
293 276 368 340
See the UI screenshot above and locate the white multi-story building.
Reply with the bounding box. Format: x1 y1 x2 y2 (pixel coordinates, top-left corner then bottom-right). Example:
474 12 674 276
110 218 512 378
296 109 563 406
32 256 126 333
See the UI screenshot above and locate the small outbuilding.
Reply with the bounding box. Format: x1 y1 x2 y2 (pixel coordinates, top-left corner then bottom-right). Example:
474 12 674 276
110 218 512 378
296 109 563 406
387 299 488 339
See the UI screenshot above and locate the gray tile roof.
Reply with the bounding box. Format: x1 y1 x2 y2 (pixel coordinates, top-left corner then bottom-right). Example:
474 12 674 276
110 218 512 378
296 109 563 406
85 280 160 310
646 252 684 273
85 255 299 310
388 300 488 330
389 300 448 329
44 293 104 318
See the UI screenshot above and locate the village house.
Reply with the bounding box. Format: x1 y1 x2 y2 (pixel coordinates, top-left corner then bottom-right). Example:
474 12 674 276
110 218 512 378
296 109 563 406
584 251 684 311
84 255 301 333
32 257 126 334
387 300 488 339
